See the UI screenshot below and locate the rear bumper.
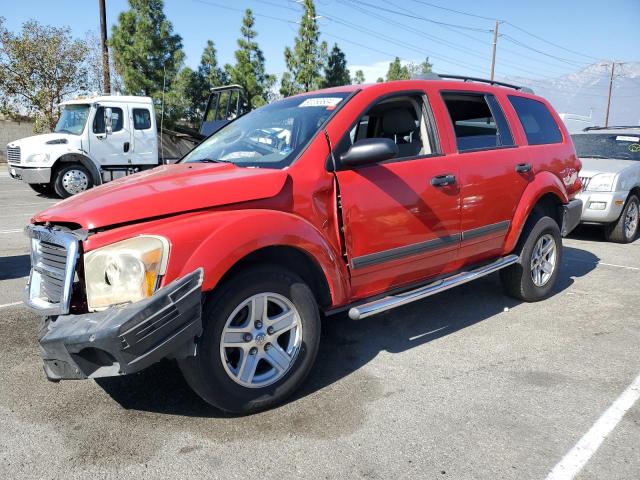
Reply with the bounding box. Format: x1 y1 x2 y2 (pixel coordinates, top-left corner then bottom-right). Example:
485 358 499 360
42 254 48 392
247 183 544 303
7 164 52 184
38 269 203 381
560 198 583 237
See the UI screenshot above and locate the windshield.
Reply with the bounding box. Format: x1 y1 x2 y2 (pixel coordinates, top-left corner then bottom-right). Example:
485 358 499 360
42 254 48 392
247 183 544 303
54 104 90 135
572 133 640 161
182 92 350 168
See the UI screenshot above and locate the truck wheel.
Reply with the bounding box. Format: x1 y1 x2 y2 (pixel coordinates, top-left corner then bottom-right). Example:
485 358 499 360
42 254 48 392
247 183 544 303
28 183 54 195
53 164 93 198
605 194 639 243
500 215 562 302
179 266 321 414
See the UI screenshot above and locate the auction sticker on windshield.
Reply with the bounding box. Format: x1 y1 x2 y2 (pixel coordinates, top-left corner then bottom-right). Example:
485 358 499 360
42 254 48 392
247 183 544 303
298 97 343 108
616 136 640 143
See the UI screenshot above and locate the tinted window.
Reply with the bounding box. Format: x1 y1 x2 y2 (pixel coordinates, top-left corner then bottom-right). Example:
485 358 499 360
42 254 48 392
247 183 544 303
442 92 514 152
93 106 123 134
133 109 151 130
509 96 562 145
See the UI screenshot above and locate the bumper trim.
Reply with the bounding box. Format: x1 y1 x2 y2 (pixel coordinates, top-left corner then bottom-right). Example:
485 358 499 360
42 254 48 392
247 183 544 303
39 268 203 381
7 165 52 184
560 198 583 237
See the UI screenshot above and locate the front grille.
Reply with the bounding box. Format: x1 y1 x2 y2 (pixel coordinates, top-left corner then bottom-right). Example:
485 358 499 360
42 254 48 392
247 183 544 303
579 176 591 191
25 226 79 315
7 146 20 164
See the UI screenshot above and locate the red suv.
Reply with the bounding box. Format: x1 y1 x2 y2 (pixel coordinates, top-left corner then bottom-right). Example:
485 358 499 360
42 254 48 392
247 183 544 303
26 77 582 413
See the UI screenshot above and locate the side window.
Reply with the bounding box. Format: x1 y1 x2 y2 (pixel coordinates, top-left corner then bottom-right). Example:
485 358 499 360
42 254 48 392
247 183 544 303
508 96 562 145
338 94 434 164
93 106 124 134
133 108 151 130
442 92 514 152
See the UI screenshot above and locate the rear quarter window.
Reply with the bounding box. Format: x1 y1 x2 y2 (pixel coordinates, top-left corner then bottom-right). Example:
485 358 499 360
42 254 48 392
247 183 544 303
508 96 562 145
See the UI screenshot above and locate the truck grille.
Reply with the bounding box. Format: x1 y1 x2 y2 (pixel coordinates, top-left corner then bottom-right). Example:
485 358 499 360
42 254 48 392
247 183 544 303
7 146 20 164
579 176 591 191
25 226 79 315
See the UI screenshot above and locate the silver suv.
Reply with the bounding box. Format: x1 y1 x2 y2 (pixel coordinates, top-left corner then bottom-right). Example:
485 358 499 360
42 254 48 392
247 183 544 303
572 127 640 243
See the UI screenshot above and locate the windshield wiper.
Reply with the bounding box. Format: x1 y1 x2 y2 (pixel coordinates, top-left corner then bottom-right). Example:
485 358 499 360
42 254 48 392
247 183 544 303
582 155 609 159
196 158 234 164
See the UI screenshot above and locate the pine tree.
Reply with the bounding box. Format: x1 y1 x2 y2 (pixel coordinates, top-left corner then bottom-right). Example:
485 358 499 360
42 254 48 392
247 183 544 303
386 57 410 81
225 9 275 109
199 40 225 89
353 70 366 85
110 0 184 99
281 0 325 95
322 43 350 87
408 57 433 78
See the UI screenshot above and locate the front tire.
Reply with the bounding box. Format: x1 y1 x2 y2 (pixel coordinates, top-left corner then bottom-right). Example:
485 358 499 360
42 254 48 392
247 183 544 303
28 183 54 195
500 215 562 302
605 194 639 243
179 266 321 414
53 164 93 198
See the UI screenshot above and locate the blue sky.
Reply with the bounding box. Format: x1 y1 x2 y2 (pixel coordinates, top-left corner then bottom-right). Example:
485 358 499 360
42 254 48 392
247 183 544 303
3 0 639 82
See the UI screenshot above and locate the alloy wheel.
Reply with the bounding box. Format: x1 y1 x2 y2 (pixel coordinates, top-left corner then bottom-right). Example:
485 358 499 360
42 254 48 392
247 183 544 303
530 233 557 287
61 169 89 195
624 200 639 240
219 292 303 388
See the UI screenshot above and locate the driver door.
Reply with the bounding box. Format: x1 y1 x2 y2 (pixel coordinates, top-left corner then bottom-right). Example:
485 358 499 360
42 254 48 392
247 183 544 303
334 92 461 299
89 104 132 166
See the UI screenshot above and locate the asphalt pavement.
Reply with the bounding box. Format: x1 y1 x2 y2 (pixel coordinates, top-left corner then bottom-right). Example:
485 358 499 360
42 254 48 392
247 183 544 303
0 169 638 479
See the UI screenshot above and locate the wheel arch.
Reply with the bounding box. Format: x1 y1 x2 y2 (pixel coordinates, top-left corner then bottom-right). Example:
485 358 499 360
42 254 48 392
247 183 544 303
54 153 102 186
504 171 569 254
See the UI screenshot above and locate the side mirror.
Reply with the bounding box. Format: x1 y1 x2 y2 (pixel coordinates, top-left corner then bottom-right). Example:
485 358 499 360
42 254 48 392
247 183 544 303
104 107 113 135
340 138 399 167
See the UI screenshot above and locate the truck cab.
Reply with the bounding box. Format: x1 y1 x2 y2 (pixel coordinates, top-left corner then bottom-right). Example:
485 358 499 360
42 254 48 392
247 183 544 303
7 95 158 197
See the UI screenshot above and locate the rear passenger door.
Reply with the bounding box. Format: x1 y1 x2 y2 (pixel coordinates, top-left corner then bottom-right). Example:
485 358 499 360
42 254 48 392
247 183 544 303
440 91 530 265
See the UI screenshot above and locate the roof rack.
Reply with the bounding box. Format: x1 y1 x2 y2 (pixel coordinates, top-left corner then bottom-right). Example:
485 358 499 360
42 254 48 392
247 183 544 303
437 74 534 93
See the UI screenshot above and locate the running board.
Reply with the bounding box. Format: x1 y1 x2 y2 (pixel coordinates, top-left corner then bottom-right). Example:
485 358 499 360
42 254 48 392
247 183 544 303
348 255 519 320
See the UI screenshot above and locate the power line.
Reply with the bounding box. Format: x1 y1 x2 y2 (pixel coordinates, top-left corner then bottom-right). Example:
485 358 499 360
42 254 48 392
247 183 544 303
501 35 591 68
409 0 497 22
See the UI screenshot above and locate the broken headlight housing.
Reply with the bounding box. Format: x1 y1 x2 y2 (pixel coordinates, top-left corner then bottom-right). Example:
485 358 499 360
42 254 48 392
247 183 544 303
84 236 169 311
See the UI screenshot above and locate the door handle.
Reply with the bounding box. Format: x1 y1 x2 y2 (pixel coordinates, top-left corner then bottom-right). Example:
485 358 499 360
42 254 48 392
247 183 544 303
515 163 532 173
124 142 130 153
431 174 456 187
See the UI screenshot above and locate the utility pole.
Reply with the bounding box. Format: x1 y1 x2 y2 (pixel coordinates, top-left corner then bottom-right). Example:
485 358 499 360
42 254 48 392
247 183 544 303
490 20 500 82
98 0 111 94
604 61 616 128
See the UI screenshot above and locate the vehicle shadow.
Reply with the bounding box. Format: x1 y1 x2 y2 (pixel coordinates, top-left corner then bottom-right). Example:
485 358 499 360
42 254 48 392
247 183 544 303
0 254 31 280
96 246 599 417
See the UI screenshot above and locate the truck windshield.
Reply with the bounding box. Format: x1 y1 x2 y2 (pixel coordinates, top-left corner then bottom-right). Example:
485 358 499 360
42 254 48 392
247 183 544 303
572 133 640 161
54 104 90 135
182 92 350 168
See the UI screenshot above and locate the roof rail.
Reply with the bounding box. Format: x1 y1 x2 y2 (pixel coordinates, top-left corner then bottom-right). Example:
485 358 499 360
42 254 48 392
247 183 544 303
435 74 534 93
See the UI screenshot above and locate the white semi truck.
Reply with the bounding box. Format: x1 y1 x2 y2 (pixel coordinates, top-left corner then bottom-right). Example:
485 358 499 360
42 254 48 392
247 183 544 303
6 86 246 197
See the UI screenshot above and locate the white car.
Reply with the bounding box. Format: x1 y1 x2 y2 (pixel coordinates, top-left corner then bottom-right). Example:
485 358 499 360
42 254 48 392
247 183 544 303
572 126 640 243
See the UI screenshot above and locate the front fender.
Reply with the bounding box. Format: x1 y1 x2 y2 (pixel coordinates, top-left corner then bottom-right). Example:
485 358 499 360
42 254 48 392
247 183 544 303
503 170 569 254
178 209 350 306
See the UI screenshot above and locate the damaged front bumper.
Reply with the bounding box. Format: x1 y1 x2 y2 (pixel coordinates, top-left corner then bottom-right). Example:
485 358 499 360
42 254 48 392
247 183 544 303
38 269 203 381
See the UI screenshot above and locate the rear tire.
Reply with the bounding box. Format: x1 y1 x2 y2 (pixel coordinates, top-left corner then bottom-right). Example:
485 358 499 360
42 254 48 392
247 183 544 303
53 164 93 198
500 215 562 302
605 194 639 243
179 266 321 414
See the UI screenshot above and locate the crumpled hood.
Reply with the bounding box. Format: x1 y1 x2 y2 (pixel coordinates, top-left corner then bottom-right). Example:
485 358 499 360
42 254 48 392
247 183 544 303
578 157 637 177
33 163 289 229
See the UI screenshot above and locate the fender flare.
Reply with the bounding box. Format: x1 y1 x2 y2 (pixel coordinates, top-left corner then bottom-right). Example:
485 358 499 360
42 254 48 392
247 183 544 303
177 210 350 306
503 171 569 254
54 153 102 186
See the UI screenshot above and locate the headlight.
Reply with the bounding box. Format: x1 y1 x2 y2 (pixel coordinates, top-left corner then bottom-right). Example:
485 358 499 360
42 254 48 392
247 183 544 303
587 173 616 192
25 153 50 163
84 236 169 311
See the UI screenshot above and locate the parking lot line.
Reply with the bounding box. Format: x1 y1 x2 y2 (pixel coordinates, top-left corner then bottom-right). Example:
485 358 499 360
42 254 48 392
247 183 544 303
0 229 24 234
545 372 640 480
0 301 22 309
564 255 640 271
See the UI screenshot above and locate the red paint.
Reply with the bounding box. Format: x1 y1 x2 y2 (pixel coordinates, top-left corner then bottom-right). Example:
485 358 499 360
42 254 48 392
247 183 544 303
33 80 581 310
